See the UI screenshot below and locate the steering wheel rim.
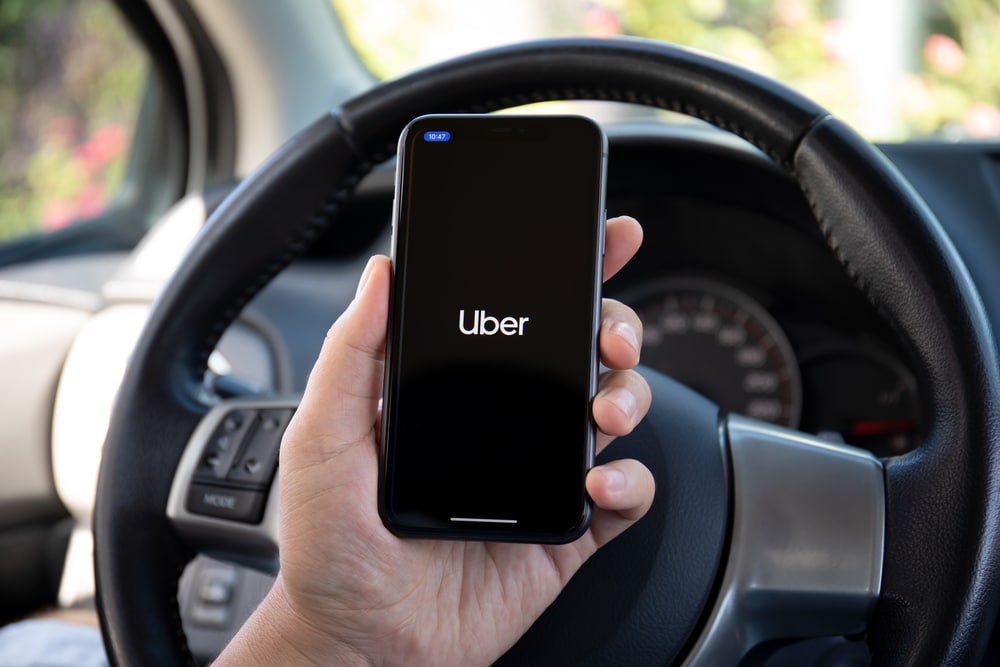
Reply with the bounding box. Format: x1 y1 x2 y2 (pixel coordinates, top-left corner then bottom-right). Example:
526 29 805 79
94 37 1000 666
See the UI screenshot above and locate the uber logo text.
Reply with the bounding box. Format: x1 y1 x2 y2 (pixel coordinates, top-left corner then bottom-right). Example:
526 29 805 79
459 309 530 336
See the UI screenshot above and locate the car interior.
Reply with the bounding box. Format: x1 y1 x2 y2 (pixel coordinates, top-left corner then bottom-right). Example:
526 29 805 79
2 0 1000 665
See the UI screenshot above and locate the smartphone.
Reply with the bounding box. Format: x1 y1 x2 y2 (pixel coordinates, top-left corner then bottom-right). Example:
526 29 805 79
378 114 608 543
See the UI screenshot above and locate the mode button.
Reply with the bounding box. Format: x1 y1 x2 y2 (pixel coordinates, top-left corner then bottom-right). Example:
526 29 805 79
186 483 266 524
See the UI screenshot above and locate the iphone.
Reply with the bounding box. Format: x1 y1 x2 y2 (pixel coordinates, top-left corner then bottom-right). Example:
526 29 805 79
378 114 608 543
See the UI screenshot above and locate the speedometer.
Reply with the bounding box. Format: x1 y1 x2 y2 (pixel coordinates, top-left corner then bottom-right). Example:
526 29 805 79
626 278 803 428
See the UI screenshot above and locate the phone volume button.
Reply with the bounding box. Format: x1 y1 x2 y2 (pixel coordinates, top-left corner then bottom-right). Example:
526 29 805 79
600 210 607 257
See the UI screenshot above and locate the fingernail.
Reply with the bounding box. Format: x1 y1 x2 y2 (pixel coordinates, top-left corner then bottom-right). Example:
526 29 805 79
602 468 626 491
601 386 638 420
355 256 377 298
610 320 641 356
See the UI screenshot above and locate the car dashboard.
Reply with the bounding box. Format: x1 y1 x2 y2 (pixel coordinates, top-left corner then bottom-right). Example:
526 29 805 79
11 120 1000 662
253 123 928 459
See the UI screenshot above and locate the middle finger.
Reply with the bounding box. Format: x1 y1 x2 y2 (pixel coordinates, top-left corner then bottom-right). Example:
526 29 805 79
599 298 643 371
593 368 652 455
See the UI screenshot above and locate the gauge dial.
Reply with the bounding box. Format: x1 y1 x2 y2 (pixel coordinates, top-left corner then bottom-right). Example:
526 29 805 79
798 347 920 457
626 278 803 428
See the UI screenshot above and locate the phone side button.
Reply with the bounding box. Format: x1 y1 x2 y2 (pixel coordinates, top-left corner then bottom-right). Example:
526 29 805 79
598 209 608 257
600 209 607 257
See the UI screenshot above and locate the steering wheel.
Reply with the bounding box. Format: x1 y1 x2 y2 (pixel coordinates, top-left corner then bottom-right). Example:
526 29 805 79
93 38 1000 666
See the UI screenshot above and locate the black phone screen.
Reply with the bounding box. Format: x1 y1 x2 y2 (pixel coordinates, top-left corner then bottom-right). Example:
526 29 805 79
379 115 607 542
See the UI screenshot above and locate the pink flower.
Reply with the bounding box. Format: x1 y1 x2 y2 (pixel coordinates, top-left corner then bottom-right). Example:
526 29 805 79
924 34 965 76
820 19 851 64
583 6 621 37
76 183 107 219
963 103 1000 138
74 124 128 171
41 199 75 231
39 185 109 231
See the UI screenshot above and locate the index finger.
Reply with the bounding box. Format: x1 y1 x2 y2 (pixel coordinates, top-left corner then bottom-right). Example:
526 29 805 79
603 215 643 282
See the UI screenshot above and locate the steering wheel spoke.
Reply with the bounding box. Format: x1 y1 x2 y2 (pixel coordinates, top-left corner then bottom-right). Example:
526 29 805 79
166 399 297 573
685 415 884 664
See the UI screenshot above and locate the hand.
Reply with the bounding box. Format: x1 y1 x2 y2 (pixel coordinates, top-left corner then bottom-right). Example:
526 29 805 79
216 216 654 667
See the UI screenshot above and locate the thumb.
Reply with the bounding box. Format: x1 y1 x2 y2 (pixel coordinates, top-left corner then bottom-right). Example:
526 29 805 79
287 255 391 462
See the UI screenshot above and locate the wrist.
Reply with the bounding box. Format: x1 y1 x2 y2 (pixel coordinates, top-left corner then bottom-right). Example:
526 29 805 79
214 574 372 667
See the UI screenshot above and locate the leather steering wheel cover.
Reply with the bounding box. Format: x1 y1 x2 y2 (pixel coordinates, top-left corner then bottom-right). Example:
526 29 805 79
794 119 1000 664
338 37 826 168
94 118 372 666
93 37 1000 666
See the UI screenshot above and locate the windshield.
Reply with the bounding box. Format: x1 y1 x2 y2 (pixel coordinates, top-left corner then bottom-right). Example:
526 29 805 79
331 0 1000 142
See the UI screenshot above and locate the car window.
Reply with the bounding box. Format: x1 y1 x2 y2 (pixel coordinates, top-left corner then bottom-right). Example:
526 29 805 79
0 0 150 246
331 0 1000 142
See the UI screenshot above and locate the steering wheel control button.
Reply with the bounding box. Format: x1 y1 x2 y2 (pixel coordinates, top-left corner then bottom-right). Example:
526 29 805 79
185 563 240 629
194 408 257 481
226 408 293 487
186 483 266 524
222 413 244 432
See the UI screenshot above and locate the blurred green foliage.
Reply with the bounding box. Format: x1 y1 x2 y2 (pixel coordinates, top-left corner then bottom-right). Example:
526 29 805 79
613 0 1000 139
332 0 1000 140
0 0 148 244
3 0 996 247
